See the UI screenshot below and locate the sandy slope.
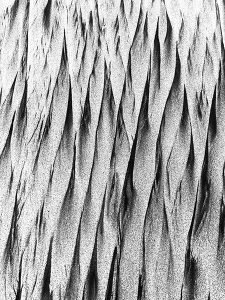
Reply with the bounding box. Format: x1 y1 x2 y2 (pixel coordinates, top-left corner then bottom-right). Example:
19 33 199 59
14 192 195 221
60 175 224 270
0 0 225 299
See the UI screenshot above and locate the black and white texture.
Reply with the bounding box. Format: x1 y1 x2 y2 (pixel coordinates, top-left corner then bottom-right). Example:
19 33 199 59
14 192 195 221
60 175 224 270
0 0 225 299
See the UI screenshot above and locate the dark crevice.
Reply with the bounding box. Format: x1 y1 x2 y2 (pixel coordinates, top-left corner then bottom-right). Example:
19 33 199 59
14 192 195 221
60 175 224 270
187 132 195 170
43 101 52 139
6 75 17 110
89 11 93 32
41 238 53 300
21 33 28 76
127 51 132 86
33 238 37 265
15 256 22 300
183 190 198 299
114 247 120 300
153 19 161 88
120 130 137 230
218 62 221 96
187 49 192 73
9 167 14 192
116 101 125 140
137 72 150 139
116 36 120 55
63 144 76 205
180 86 189 129
0 113 15 162
218 197 225 249
143 13 148 45
208 86 217 140
39 202 44 238
98 36 101 48
98 188 106 237
105 247 117 300
132 7 143 47
137 274 143 299
79 12 86 38
80 80 91 137
61 33 68 71
114 16 119 39
33 142 41 173
90 51 98 79
10 0 19 28
167 46 181 96
164 12 172 53
108 80 116 125
155 130 162 188
4 190 18 267
84 238 98 300
193 141 210 235
163 201 169 233
43 0 52 31
107 172 116 216
46 78 51 100
66 220 81 299
120 0 125 16
63 78 73 143
197 90 204 120
17 81 27 135
184 252 198 299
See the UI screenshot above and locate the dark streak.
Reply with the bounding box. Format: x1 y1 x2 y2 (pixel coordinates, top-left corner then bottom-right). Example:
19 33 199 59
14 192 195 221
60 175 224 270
185 252 198 298
43 102 52 139
137 72 150 137
120 0 125 16
187 132 195 169
187 49 192 73
66 219 81 299
15 257 22 300
10 0 19 29
80 81 91 136
164 12 172 53
218 197 225 249
153 19 161 88
208 86 217 140
155 129 162 188
41 238 53 300
84 239 98 299
172 46 181 89
184 192 198 298
137 274 143 299
5 75 17 110
43 0 52 31
17 81 27 133
79 12 86 38
0 113 15 162
61 33 68 71
120 131 137 229
143 13 148 45
197 90 203 119
39 203 44 237
116 36 120 55
105 247 117 300
114 16 119 41
180 86 189 130
127 51 132 86
132 7 143 47
63 78 73 144
194 140 210 235
89 11 93 32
